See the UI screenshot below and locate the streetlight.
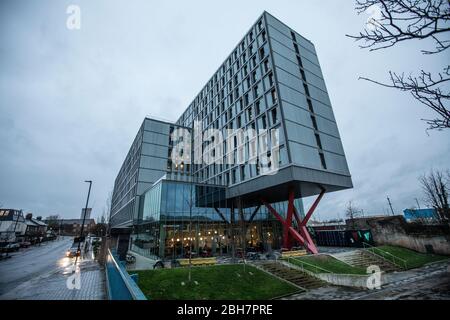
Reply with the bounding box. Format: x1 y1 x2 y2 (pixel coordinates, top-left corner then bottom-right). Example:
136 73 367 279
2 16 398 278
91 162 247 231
74 180 92 270
188 130 194 283
387 196 395 216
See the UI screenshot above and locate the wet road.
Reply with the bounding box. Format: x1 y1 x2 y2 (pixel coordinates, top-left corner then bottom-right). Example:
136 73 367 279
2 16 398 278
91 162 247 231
0 237 73 295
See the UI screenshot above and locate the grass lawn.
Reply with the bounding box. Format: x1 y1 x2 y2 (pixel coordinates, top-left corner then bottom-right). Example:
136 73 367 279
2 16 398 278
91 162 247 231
285 255 366 275
375 246 449 269
134 264 300 300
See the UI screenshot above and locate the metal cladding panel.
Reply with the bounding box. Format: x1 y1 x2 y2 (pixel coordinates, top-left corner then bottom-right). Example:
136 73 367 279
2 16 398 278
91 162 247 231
226 164 352 207
265 11 352 180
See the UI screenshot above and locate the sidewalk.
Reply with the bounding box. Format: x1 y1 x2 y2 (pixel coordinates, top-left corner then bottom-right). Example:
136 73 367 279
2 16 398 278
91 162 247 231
0 250 106 300
282 260 450 300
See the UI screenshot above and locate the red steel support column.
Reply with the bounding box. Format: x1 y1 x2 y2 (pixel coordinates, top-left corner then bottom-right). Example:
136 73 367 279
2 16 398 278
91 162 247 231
262 187 325 255
302 188 325 226
283 189 295 249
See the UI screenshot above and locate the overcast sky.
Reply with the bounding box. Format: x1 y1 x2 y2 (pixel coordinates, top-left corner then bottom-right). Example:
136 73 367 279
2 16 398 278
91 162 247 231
1 0 449 221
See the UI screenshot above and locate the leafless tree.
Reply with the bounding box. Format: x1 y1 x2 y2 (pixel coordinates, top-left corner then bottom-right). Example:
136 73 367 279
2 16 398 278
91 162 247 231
346 201 361 229
347 0 450 130
419 169 450 222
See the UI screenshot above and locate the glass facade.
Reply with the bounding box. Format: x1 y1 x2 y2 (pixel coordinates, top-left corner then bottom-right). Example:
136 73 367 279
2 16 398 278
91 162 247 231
131 179 304 259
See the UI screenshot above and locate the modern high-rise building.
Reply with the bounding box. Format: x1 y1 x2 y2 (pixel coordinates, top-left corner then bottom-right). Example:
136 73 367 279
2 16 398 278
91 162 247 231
110 11 352 259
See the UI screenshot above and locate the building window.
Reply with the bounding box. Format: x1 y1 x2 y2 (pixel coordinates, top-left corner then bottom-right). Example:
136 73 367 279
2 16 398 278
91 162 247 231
319 152 327 169
300 69 306 81
270 89 277 105
291 31 297 42
263 59 270 73
261 115 267 129
231 168 237 184
252 56 257 68
293 43 300 54
311 115 318 130
244 93 249 107
297 55 303 68
252 71 258 83
247 107 253 121
315 133 323 149
259 47 265 60
307 98 314 113
253 84 260 98
303 83 310 96
257 20 263 32
268 72 274 87
271 108 278 124
255 99 261 115
238 98 243 111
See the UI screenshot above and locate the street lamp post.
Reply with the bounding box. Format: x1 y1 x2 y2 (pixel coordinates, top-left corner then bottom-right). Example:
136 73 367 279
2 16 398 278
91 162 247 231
387 196 395 216
188 128 194 283
74 180 92 269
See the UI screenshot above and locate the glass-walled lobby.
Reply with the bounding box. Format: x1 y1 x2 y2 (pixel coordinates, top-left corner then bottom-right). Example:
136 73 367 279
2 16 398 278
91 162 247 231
130 179 304 260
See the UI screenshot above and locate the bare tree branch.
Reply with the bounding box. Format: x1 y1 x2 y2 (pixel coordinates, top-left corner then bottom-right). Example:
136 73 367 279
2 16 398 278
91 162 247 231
359 67 450 130
346 201 361 229
347 0 450 54
419 169 450 223
347 0 450 130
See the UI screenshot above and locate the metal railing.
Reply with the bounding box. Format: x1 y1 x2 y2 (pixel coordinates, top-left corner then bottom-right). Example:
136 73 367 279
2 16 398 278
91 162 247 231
105 249 147 300
362 242 408 270
283 256 333 274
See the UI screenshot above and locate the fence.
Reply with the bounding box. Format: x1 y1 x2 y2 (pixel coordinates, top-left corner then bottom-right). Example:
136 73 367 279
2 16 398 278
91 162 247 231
314 230 374 247
105 249 147 300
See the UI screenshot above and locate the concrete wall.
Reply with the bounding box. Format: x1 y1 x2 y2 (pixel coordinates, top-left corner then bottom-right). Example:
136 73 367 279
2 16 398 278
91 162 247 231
280 259 377 289
348 216 450 256
315 273 375 289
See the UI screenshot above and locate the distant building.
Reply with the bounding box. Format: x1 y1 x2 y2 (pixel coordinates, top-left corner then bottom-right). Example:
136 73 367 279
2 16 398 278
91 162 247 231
309 220 346 231
403 208 439 223
24 214 48 241
0 209 27 242
44 218 96 236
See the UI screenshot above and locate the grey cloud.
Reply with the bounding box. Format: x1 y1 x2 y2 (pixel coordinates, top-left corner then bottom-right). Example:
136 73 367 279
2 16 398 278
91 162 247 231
0 0 449 221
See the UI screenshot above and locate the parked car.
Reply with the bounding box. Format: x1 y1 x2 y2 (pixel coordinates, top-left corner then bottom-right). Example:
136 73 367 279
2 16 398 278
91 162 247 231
125 253 136 264
66 245 81 258
45 234 57 241
19 241 31 248
91 237 101 244
1 243 20 253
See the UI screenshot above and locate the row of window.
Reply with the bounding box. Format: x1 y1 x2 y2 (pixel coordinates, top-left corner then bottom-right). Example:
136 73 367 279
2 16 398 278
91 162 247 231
112 127 144 213
177 18 268 129
290 31 327 170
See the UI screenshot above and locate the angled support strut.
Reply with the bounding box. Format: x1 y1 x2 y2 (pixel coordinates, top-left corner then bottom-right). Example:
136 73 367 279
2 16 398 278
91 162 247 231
261 187 325 254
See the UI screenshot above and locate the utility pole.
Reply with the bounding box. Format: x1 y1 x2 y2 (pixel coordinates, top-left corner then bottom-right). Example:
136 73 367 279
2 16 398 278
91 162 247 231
415 198 421 210
387 196 395 216
12 210 23 242
74 180 92 270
